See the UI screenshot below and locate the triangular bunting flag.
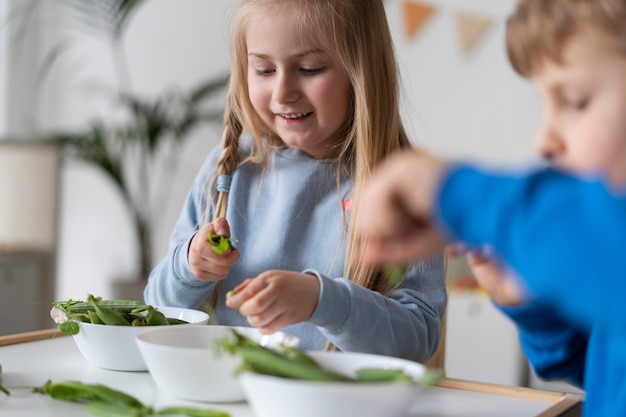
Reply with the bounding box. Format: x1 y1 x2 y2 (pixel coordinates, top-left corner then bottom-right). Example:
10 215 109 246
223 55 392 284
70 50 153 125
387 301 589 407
402 1 435 40
455 12 493 56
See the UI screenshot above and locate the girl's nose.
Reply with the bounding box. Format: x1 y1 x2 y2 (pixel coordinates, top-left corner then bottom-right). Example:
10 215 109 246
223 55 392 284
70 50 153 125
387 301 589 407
534 119 565 162
274 73 299 104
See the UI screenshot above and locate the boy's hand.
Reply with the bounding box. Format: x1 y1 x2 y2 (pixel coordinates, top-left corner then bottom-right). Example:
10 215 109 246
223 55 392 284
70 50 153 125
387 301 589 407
188 218 240 282
465 250 527 306
355 148 450 266
225 271 320 334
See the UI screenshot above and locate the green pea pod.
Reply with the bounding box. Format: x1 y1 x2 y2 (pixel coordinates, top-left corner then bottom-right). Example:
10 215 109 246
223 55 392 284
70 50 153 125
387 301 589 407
34 380 145 409
279 345 318 367
145 307 169 326
207 232 232 255
88 295 130 326
62 300 147 314
354 368 413 382
166 317 188 325
88 401 148 417
156 406 230 417
0 363 9 396
131 318 147 326
232 344 350 382
88 310 104 324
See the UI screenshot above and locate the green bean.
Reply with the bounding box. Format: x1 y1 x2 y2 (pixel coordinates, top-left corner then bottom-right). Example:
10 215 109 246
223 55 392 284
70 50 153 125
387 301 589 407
207 232 232 255
59 299 147 314
88 401 148 417
0 363 9 396
220 332 350 382
145 307 169 326
218 330 443 386
156 407 230 417
34 380 144 409
279 345 318 367
166 317 188 325
88 310 104 324
88 295 131 326
35 380 230 417
131 318 147 326
354 368 413 382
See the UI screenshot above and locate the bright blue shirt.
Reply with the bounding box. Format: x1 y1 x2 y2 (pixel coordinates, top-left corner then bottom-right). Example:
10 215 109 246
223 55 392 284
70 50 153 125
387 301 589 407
436 165 626 417
145 141 447 362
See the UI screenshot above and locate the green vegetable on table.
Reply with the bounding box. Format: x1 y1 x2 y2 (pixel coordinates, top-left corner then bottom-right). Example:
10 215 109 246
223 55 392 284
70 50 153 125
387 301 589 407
0 363 9 396
34 380 230 417
216 330 443 385
50 295 189 335
207 231 233 255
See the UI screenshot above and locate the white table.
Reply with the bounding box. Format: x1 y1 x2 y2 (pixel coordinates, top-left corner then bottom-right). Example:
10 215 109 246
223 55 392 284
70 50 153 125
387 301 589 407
0 329 583 417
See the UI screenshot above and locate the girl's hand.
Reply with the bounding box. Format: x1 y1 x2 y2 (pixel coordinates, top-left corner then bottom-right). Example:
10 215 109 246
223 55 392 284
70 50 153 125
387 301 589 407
465 250 527 306
188 218 240 282
225 271 320 334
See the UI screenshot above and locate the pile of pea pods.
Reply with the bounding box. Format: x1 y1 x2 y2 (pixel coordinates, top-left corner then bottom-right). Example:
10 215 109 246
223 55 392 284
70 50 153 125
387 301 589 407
50 294 188 335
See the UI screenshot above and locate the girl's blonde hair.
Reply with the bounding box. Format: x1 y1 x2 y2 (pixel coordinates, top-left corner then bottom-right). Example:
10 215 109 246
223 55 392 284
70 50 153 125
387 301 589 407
506 0 626 77
209 0 411 307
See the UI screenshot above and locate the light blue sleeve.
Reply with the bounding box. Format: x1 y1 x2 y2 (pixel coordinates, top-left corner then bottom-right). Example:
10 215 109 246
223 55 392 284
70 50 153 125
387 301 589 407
143 148 220 309
306 254 447 363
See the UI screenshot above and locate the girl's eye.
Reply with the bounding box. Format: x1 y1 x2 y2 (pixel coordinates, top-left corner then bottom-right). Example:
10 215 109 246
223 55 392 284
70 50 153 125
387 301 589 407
254 69 275 76
301 67 325 76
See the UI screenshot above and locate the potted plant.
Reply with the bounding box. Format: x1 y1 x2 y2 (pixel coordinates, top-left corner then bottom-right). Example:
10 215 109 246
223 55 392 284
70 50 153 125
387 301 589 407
13 0 228 288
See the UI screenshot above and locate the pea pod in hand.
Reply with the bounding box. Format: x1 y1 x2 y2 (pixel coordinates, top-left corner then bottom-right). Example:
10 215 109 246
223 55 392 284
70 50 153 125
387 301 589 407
207 231 233 255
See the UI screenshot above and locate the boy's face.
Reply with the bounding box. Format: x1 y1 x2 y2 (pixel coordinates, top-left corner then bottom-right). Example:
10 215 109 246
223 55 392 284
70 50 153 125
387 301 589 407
532 27 626 187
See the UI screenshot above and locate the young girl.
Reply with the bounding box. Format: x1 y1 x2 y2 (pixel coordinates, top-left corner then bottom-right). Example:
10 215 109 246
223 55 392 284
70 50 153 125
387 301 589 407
144 0 446 362
355 0 626 414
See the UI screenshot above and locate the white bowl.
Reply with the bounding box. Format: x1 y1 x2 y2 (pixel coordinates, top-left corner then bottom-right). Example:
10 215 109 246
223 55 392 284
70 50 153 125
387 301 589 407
72 306 209 372
239 351 426 417
135 325 299 403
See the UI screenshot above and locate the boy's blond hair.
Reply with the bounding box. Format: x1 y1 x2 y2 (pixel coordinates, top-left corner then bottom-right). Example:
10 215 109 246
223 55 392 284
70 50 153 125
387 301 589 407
506 0 626 76
207 0 411 308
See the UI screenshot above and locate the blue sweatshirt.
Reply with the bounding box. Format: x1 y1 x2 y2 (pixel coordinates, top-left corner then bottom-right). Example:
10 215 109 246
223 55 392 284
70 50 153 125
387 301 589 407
437 165 626 417
145 142 447 362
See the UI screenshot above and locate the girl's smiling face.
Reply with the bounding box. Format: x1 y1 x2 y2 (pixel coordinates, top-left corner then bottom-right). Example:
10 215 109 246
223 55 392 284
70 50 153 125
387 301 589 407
532 27 626 187
245 9 350 159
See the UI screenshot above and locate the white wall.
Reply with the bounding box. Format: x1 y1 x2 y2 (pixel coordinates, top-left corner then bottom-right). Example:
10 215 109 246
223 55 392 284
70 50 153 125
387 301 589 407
32 0 234 300
7 0 543 301
0 0 6 133
387 0 541 165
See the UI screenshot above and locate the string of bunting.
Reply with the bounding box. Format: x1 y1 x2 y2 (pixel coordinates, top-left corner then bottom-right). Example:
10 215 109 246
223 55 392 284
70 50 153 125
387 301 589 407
399 0 494 57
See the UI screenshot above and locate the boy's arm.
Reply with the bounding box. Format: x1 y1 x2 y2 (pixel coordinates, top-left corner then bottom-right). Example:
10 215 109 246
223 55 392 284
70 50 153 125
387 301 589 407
499 301 587 386
438 166 626 328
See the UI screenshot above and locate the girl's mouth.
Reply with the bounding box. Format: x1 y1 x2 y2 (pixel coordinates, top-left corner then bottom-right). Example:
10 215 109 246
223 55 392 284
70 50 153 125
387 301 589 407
277 112 313 120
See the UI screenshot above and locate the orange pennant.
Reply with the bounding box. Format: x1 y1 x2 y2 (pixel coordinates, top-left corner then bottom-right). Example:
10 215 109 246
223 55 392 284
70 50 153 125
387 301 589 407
455 12 493 56
402 1 435 40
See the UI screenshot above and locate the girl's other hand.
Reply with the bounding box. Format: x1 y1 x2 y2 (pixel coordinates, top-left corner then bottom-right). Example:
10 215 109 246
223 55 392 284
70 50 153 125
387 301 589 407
225 271 320 334
188 218 240 282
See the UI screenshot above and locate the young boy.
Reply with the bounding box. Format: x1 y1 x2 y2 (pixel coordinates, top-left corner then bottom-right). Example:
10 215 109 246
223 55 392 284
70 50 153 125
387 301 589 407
354 0 626 416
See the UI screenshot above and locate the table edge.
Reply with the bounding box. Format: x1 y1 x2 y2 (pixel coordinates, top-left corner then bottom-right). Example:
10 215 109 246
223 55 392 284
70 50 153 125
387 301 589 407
0 328 67 346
